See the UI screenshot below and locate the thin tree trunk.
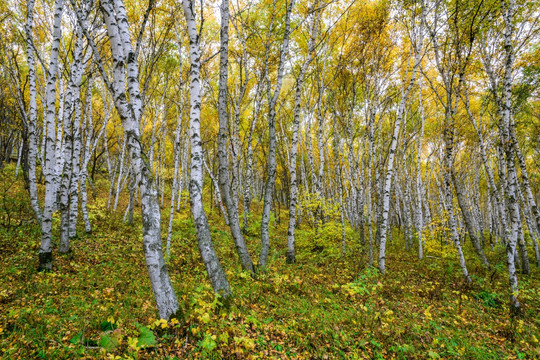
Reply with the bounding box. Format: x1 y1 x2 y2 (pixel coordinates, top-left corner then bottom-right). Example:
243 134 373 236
242 86 262 231
113 134 127 211
416 86 425 260
217 0 255 274
378 40 422 274
183 0 232 297
286 9 318 264
39 0 63 270
166 104 184 258
260 0 295 268
24 0 42 225
452 172 490 268
72 0 181 319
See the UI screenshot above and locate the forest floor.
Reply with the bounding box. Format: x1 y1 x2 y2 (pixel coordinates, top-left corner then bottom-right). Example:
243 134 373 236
1 176 539 359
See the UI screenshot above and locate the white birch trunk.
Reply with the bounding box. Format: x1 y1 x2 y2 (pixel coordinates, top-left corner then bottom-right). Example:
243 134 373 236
416 87 425 259
498 0 521 312
216 0 255 273
166 104 184 258
286 9 318 264
452 172 490 268
378 41 422 274
182 0 232 297
75 0 181 319
242 85 262 231
113 135 127 211
39 0 63 270
24 0 42 224
260 0 295 268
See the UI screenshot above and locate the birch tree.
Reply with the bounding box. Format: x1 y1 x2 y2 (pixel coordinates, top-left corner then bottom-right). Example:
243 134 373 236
72 0 180 319
39 0 63 270
286 6 319 264
260 0 295 268
217 0 255 274
24 0 42 225
182 0 232 297
378 8 423 274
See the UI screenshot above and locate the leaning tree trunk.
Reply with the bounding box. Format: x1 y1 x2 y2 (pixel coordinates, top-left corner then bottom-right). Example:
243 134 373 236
259 0 295 268
286 9 318 264
463 86 508 245
441 117 471 283
509 121 540 255
416 86 425 259
483 0 521 312
166 110 183 258
72 0 181 319
452 172 490 268
378 41 422 274
182 0 232 297
517 183 540 267
24 0 42 225
217 0 255 274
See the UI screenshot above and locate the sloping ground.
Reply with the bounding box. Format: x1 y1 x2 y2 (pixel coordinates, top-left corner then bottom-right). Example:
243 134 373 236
1 186 539 359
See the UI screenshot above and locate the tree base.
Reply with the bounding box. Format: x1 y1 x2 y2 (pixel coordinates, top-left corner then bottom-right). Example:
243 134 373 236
38 252 52 272
58 243 71 254
510 297 522 318
285 250 296 264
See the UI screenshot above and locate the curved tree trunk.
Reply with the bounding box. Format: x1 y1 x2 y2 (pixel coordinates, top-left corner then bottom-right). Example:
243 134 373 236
217 0 255 274
452 172 490 268
259 0 295 268
24 0 42 226
378 40 422 274
182 0 232 297
286 8 318 264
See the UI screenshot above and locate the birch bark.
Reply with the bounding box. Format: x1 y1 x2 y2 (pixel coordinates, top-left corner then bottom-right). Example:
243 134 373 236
39 0 63 270
286 8 318 264
72 0 180 319
416 87 425 259
260 0 295 268
166 105 184 258
24 0 42 224
182 0 232 296
378 42 422 274
217 0 255 273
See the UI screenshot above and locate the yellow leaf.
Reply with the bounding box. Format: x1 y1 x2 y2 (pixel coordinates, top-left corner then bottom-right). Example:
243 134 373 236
201 312 211 324
424 306 433 321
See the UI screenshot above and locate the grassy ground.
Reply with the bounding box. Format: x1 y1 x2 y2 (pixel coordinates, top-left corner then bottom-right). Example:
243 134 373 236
0 173 539 359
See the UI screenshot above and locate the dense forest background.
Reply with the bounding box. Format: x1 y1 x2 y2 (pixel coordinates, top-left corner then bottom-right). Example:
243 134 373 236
0 0 539 358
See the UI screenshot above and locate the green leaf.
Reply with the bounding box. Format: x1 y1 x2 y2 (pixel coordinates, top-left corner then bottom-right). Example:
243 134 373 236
200 334 217 352
137 326 156 348
101 320 117 331
100 334 119 352
69 331 83 345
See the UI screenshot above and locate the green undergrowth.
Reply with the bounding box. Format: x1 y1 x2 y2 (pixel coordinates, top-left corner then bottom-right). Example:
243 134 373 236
0 176 539 359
